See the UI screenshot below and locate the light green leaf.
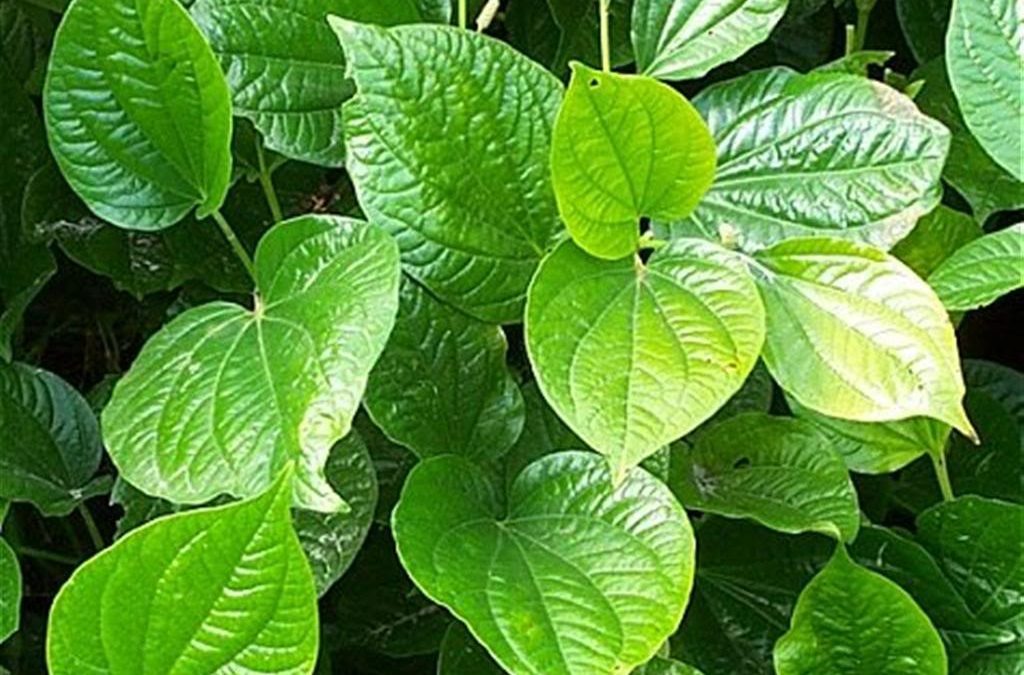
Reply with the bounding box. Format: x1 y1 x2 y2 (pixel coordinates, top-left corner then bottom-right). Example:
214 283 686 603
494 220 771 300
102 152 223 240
393 451 696 675
815 50 894 76
632 0 788 80
47 470 319 675
929 224 1024 312
0 537 19 644
634 656 705 675
551 64 716 259
333 20 563 323
658 68 950 251
526 238 765 482
0 362 109 516
103 215 400 512
896 0 951 63
774 548 947 675
752 237 974 438
438 623 504 675
892 205 982 278
676 413 860 541
364 279 524 462
946 0 1023 181
44 0 232 229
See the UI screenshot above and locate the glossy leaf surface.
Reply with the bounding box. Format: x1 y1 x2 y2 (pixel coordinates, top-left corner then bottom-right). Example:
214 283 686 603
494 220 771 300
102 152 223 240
928 224 1024 311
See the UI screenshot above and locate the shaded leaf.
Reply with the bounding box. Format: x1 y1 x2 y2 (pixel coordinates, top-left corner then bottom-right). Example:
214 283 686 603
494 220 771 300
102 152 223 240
0 538 19 643
892 205 982 278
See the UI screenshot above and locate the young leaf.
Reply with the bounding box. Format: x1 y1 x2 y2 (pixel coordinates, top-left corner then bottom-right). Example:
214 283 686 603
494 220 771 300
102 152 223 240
44 0 232 229
752 237 974 437
657 69 950 251
332 20 564 323
928 224 1024 312
364 279 525 463
47 470 319 675
393 451 696 675
946 0 1023 181
103 216 400 512
551 64 716 259
632 0 788 80
0 362 108 516
774 548 947 675
892 205 982 278
674 413 860 541
526 238 765 482
0 538 19 643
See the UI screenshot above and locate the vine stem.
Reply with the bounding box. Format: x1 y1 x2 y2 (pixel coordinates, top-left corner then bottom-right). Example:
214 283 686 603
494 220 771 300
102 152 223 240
77 503 105 551
15 546 79 566
930 451 955 502
599 0 611 72
458 0 467 29
211 210 256 281
256 142 284 224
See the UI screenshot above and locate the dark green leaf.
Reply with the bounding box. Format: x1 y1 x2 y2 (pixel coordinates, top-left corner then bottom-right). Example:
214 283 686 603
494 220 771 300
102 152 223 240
892 205 982 278
0 538 19 644
437 623 504 674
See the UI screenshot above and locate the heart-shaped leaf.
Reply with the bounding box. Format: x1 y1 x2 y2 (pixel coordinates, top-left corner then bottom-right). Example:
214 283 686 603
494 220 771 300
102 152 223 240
47 470 319 675
44 0 232 229
103 215 400 512
526 238 765 482
752 237 974 437
0 537 19 643
928 223 1024 312
332 19 564 323
393 451 696 675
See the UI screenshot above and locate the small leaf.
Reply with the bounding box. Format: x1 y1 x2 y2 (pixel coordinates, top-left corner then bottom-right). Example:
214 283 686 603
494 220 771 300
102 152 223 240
774 548 947 675
526 238 765 482
47 470 319 675
393 451 696 675
928 224 1024 311
44 0 232 229
892 205 982 278
103 215 400 512
0 537 19 644
551 64 716 259
632 0 789 80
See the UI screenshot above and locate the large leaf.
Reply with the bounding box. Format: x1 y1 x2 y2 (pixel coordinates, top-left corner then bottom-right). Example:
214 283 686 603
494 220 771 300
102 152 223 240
774 548 947 675
0 362 108 516
657 68 950 251
551 64 716 259
946 0 1023 181
103 215 400 512
526 238 765 482
892 205 982 278
47 471 319 675
333 20 563 323
928 224 1024 311
44 0 232 229
393 451 696 675
632 0 788 80
752 237 974 437
0 538 18 644
674 413 860 541
364 278 524 462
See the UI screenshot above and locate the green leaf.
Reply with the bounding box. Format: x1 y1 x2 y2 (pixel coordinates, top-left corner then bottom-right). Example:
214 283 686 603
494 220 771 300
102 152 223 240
354 412 418 525
634 656 705 675
502 380 586 488
102 215 400 512
365 279 524 462
896 0 951 63
928 224 1024 312
44 0 233 229
551 64 716 259
47 470 319 675
438 623 504 675
963 359 1024 441
333 20 563 323
0 537 19 644
814 50 894 76
892 205 983 278
0 362 109 516
752 237 974 437
657 68 950 251
698 360 774 432
675 413 860 541
946 0 1023 181
0 0 52 94
526 238 765 482
774 548 947 675
632 0 788 80
393 451 696 675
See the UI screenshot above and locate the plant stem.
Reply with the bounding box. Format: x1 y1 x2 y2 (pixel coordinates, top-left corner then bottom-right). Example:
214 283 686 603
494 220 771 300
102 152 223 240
15 546 80 566
598 0 611 72
211 210 256 281
256 143 284 224
458 0 467 29
852 0 876 53
930 451 955 502
77 503 105 551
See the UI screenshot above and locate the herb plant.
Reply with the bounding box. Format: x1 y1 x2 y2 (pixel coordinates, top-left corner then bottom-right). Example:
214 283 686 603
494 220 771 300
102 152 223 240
0 0 1021 673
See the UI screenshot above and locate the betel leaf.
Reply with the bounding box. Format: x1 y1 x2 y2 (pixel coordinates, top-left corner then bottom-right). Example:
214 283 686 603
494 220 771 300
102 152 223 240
550 64 715 259
657 68 950 251
333 20 563 323
675 413 860 541
928 224 1024 312
752 237 974 437
892 205 982 278
635 657 705 675
354 412 417 525
47 470 319 675
0 362 108 516
393 451 696 675
44 0 232 230
364 278 525 462
896 0 951 63
503 380 585 487
0 537 19 643
698 360 774 432
103 215 400 512
526 238 765 482
946 0 1023 181
774 547 947 675
632 0 789 80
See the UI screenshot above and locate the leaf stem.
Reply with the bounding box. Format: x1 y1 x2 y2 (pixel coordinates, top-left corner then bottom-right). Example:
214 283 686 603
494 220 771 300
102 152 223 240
77 503 105 551
598 0 611 72
851 0 876 53
256 142 284 224
14 545 80 566
211 210 256 281
458 0 467 29
930 451 955 502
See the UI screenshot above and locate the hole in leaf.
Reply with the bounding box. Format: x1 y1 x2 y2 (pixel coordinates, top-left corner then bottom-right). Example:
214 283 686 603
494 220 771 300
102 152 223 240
589 78 599 87
638 248 653 264
732 457 751 469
